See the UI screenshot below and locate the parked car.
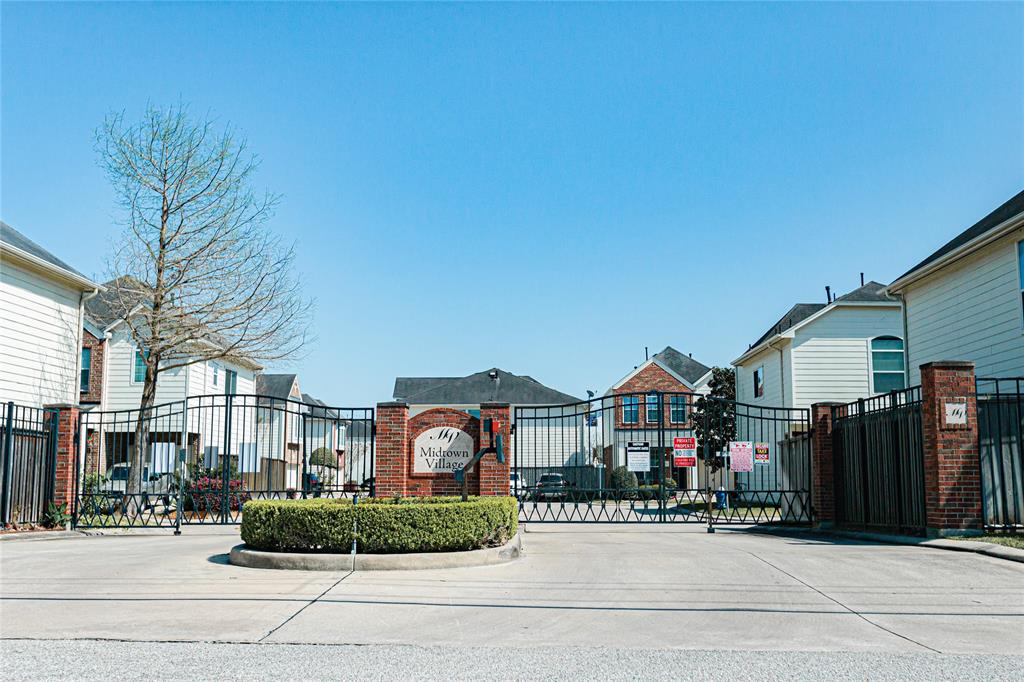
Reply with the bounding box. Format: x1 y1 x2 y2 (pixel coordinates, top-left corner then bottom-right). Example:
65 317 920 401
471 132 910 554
101 465 177 510
534 473 569 501
510 472 524 497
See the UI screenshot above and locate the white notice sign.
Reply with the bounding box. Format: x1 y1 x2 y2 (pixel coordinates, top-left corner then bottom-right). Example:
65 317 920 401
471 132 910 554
414 427 474 473
626 441 651 473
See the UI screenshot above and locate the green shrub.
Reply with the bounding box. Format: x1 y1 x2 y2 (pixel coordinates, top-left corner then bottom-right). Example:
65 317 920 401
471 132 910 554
308 447 338 469
609 465 638 490
240 496 518 554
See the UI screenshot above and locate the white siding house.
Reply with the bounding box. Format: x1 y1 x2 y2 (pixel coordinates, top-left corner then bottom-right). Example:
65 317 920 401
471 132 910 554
888 190 1024 383
732 282 905 412
0 222 101 407
731 282 904 494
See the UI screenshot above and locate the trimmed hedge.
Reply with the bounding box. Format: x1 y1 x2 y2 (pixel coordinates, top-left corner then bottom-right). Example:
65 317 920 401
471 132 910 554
240 496 518 554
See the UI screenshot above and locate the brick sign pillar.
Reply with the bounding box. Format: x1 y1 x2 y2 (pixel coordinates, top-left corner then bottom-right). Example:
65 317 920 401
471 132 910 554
43 403 79 525
375 401 409 497
920 361 983 535
810 402 839 528
479 403 511 496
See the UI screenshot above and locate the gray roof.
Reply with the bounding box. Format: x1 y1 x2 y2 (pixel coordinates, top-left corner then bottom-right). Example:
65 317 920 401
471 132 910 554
1 220 95 284
652 347 712 384
748 282 894 349
301 393 339 419
84 276 150 329
893 189 1024 284
393 368 581 405
256 373 298 400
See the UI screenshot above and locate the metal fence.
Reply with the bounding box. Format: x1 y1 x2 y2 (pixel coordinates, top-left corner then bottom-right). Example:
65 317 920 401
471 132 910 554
74 394 374 528
514 392 812 525
976 378 1023 530
831 387 926 536
1 402 58 526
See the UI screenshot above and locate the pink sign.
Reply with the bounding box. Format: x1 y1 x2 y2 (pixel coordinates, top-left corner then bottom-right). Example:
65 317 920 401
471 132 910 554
729 441 753 472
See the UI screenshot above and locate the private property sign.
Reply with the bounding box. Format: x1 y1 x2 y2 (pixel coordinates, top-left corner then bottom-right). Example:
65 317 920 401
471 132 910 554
673 437 697 468
413 427 474 473
626 441 651 472
729 441 753 472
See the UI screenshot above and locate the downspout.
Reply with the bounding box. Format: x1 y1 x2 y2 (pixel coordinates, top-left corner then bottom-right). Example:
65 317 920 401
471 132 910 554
77 288 100 406
767 338 786 407
894 291 911 381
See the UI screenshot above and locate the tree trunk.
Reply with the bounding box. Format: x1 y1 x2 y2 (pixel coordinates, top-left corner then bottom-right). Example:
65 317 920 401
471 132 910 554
127 361 159 514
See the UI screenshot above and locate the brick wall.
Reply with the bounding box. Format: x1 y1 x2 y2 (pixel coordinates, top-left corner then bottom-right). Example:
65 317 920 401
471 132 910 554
478 403 510 496
43 404 79 523
920 361 982 534
609 362 694 429
406 408 481 497
79 330 104 405
375 402 409 497
810 403 838 526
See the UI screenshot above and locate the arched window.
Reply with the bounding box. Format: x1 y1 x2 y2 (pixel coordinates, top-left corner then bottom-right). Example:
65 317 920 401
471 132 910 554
871 336 905 393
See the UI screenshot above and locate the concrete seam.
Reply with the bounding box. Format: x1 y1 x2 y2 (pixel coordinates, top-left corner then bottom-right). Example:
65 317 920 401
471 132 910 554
742 550 942 654
257 568 354 643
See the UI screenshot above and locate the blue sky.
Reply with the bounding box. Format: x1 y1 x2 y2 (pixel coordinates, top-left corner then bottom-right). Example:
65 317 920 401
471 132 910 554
2 2 1022 405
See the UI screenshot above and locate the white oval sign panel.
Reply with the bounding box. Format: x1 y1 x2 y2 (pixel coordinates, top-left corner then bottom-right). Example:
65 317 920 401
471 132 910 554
413 427 474 473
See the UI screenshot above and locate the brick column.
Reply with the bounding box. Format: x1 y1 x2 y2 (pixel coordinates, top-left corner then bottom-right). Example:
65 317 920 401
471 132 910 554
920 361 982 536
44 403 79 525
810 402 840 528
374 402 409 497
478 403 511 496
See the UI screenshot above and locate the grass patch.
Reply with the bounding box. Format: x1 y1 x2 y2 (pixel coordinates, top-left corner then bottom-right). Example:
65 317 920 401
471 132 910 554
950 533 1024 550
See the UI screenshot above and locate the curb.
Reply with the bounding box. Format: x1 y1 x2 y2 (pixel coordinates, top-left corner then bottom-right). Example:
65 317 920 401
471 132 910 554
0 530 85 542
229 532 523 571
757 526 1024 564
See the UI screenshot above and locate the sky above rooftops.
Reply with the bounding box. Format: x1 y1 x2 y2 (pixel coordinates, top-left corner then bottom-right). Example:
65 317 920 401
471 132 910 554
2 2 1021 404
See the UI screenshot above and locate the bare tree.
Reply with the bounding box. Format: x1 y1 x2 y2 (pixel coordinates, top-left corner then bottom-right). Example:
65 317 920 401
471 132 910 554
97 104 312 502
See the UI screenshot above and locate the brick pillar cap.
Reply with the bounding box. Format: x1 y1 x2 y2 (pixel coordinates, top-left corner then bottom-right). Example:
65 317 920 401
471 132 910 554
920 361 975 370
480 402 510 409
377 400 408 407
43 402 79 410
810 401 846 407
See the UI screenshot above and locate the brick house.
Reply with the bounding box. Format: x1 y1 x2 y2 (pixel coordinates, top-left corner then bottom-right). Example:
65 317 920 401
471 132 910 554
79 317 107 409
602 347 713 486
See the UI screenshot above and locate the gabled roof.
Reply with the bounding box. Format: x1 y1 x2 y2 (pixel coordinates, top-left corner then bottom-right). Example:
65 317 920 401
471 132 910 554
890 189 1024 290
0 221 100 290
653 347 712 384
606 346 712 393
735 281 898 366
256 373 298 400
301 393 339 419
393 368 580 405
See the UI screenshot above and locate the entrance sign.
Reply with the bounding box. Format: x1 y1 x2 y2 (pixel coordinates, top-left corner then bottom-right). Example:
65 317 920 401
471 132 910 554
626 441 651 472
754 442 770 465
414 427 474 473
673 436 697 468
729 441 753 472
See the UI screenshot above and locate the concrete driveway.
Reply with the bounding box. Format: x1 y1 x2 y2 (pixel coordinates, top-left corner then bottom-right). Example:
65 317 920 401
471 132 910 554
2 524 1022 678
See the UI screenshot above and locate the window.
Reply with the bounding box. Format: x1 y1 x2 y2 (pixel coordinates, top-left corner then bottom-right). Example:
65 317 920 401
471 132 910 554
80 347 91 392
646 393 660 423
622 396 639 424
212 363 219 387
753 366 764 398
133 349 149 383
669 395 687 424
871 336 906 393
224 368 237 394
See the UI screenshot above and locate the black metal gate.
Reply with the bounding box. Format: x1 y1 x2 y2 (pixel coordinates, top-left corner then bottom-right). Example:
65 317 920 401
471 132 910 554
513 392 812 525
74 394 374 529
976 377 1024 530
1 402 59 526
831 388 926 536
